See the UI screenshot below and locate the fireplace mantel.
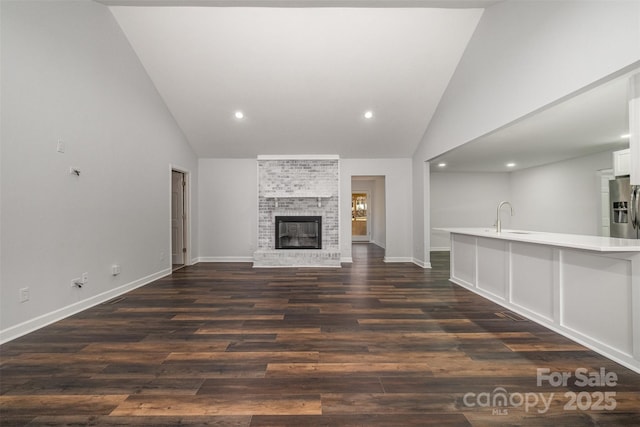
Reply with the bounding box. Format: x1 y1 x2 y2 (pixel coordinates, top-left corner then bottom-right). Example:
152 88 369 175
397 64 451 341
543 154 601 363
264 192 332 199
257 154 339 161
265 192 333 208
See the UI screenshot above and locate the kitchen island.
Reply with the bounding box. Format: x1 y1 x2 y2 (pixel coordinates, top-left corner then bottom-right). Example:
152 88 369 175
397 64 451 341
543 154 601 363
437 228 640 373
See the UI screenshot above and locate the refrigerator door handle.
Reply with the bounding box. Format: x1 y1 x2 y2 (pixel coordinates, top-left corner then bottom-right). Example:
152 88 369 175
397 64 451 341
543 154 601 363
634 186 640 229
632 186 639 230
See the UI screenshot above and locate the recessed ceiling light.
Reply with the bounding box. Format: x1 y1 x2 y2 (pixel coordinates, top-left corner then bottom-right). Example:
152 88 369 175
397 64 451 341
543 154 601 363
621 133 631 139
506 162 516 168
438 163 447 168
234 111 244 119
364 110 373 119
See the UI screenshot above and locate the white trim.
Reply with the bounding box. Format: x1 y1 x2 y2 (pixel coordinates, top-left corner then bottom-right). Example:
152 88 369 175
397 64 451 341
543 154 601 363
370 239 386 249
430 246 451 252
170 164 192 267
423 160 431 273
0 268 171 344
98 0 503 6
384 257 414 263
338 158 342 258
598 168 614 237
264 192 333 199
197 256 254 263
341 256 353 263
256 159 260 255
412 258 432 269
253 264 341 268
449 274 640 375
257 154 339 160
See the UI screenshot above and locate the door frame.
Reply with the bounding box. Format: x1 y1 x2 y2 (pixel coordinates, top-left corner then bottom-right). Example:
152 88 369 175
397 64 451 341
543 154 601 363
599 168 615 237
170 165 191 269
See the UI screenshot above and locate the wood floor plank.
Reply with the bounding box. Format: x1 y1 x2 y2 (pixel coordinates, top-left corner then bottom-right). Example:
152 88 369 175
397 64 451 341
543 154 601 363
3 378 204 396
1 351 169 366
172 314 285 321
266 362 434 377
28 415 252 426
80 341 230 353
250 414 471 426
321 392 458 414
195 327 321 334
505 342 588 352
0 395 128 416
165 351 319 363
319 351 470 364
110 395 321 416
197 377 384 395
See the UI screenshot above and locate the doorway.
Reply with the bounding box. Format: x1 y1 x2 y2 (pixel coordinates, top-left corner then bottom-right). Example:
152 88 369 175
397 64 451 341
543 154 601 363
171 169 187 271
351 176 386 247
351 192 370 242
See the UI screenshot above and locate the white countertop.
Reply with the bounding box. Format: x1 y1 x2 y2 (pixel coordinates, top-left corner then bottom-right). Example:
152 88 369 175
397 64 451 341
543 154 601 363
436 227 640 252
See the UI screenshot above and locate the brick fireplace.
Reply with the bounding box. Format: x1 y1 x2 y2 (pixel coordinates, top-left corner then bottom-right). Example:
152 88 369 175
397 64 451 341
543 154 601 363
253 155 341 267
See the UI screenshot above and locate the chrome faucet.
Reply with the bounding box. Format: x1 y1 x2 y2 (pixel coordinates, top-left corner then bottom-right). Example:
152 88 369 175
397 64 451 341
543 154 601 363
496 201 514 233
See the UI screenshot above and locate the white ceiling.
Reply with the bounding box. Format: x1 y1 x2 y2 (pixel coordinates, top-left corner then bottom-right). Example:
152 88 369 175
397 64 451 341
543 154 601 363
101 1 501 6
105 1 633 166
430 67 637 172
108 3 487 158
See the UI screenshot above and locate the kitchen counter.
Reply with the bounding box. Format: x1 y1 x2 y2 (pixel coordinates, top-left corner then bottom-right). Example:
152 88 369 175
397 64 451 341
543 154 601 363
436 227 640 252
438 228 640 374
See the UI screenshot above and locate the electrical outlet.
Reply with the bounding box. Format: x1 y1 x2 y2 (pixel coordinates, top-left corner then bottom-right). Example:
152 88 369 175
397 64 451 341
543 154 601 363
111 264 121 276
56 140 65 153
82 272 89 284
19 287 29 303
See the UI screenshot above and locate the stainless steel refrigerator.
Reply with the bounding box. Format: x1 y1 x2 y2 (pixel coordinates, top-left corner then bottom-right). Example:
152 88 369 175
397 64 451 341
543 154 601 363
609 176 640 239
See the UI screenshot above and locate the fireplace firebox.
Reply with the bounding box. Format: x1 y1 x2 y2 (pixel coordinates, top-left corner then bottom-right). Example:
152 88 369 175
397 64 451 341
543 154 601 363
275 216 322 249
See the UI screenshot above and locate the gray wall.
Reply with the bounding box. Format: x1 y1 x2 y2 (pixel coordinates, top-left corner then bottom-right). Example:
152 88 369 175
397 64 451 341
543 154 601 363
198 159 257 261
341 159 413 263
430 172 510 250
1 0 198 340
509 151 613 235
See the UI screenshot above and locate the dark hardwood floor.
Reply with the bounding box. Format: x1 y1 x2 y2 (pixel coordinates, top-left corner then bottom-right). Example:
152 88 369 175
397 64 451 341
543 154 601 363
1 244 639 426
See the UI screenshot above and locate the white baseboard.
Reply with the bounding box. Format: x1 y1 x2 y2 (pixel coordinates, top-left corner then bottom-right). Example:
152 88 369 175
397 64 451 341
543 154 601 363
341 257 353 263
253 264 342 268
370 240 386 249
430 247 451 252
383 257 414 263
384 257 432 268
412 258 432 269
196 256 254 263
0 268 172 345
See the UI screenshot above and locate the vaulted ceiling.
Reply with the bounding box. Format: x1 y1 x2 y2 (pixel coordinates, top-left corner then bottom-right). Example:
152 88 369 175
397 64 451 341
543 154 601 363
101 1 633 167
106 2 491 158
